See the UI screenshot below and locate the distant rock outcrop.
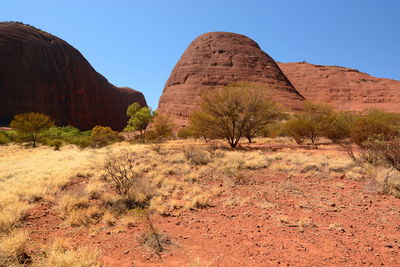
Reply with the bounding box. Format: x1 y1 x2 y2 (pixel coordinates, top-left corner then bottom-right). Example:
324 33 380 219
278 62 400 112
0 22 146 130
158 32 304 127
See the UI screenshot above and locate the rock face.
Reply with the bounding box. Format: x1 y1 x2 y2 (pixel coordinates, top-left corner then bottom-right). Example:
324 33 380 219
0 22 146 130
158 32 304 127
279 62 400 112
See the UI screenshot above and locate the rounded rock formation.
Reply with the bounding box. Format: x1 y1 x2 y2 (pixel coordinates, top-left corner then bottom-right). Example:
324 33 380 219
157 32 304 127
0 22 146 130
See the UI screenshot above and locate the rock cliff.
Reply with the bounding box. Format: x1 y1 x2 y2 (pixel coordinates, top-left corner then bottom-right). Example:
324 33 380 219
279 62 400 112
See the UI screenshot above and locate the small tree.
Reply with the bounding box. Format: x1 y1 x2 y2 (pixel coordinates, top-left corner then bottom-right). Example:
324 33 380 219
125 103 156 141
242 100 286 143
187 110 219 141
10 112 54 147
285 102 334 144
188 84 283 148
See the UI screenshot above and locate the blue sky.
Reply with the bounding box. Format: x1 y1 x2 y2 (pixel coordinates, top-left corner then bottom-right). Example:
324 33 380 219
2 0 399 109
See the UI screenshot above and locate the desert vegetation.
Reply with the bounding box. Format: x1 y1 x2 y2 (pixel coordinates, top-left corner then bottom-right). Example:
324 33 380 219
1 86 400 266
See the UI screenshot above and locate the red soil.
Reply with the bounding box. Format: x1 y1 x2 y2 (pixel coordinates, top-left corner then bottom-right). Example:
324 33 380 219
25 148 400 267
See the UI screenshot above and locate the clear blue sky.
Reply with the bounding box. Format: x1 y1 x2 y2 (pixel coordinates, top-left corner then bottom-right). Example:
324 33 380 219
3 0 399 109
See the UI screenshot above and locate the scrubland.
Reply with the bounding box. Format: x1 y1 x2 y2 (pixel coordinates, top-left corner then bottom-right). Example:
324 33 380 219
1 138 400 266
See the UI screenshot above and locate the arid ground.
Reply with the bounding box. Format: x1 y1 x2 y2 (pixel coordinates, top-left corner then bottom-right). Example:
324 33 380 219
1 138 400 266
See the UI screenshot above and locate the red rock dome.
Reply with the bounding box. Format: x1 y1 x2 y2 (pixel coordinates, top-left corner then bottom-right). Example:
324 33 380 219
157 32 304 127
0 22 146 130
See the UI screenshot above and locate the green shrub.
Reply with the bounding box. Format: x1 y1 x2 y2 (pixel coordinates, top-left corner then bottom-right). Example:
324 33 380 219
47 139 63 151
0 132 10 145
70 136 92 150
261 121 286 138
286 102 334 144
284 118 309 144
90 126 119 148
322 112 354 142
41 126 82 141
350 110 400 147
40 126 92 149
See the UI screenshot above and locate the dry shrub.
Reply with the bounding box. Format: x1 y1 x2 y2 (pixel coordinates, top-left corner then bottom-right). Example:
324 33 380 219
183 146 211 165
102 151 139 196
102 151 154 209
138 214 172 256
361 138 400 195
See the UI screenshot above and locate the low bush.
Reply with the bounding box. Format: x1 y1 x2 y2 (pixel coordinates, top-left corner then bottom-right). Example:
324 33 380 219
0 132 10 145
183 146 211 165
70 135 92 150
90 126 119 148
285 102 334 144
260 121 286 138
284 118 309 144
146 114 175 142
177 127 193 139
47 139 63 151
322 112 354 142
350 110 400 147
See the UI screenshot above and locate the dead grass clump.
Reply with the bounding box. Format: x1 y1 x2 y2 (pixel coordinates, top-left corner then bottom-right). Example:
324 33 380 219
0 199 30 234
267 151 361 179
138 214 172 256
0 229 30 266
58 194 103 227
279 181 304 195
43 239 100 267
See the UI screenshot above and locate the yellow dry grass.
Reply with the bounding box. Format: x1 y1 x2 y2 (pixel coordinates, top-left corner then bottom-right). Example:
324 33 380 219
41 238 99 267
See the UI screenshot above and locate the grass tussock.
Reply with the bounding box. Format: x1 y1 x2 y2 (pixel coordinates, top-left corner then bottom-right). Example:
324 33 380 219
41 239 100 267
0 229 29 266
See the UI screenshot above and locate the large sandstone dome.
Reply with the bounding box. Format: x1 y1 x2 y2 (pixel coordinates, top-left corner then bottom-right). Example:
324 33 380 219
0 22 146 130
158 32 304 127
279 62 400 113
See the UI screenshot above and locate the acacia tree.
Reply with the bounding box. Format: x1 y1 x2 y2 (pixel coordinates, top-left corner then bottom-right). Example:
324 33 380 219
242 99 286 143
125 103 156 141
10 112 54 147
188 84 284 148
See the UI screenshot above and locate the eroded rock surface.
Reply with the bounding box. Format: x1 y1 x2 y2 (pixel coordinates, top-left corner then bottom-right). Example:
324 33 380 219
158 32 304 127
0 22 146 130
